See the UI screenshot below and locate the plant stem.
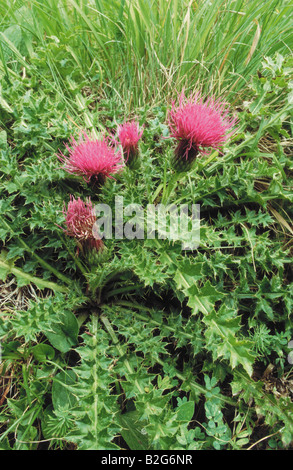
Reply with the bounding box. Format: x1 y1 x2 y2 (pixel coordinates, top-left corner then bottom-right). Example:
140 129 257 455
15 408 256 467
0 257 68 293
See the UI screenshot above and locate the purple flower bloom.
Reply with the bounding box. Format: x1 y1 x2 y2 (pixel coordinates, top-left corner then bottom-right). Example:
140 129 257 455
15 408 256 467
59 132 124 183
62 196 103 252
117 121 143 169
168 90 237 170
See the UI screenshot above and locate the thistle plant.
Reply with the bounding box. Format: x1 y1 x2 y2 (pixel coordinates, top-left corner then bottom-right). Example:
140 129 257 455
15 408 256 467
62 195 103 254
167 90 237 171
0 50 292 451
58 132 124 185
116 121 143 169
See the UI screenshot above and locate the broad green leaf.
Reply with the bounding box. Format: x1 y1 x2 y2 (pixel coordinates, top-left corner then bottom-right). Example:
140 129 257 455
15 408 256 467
118 411 149 450
32 344 55 362
45 310 79 353
176 401 195 422
52 370 77 410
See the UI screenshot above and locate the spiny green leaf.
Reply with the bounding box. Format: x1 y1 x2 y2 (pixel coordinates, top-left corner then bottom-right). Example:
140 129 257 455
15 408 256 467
187 281 226 316
118 411 149 450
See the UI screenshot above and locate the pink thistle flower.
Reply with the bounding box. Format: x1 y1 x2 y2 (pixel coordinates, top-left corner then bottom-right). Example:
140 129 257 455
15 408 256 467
117 121 143 169
62 196 103 253
167 90 237 171
59 132 124 184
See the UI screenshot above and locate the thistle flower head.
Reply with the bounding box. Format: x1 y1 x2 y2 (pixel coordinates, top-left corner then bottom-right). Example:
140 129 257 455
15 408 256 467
62 196 103 252
117 121 143 169
59 132 124 183
168 90 237 170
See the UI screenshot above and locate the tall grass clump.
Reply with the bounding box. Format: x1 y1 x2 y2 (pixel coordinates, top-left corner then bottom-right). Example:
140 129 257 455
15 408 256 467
0 0 292 112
